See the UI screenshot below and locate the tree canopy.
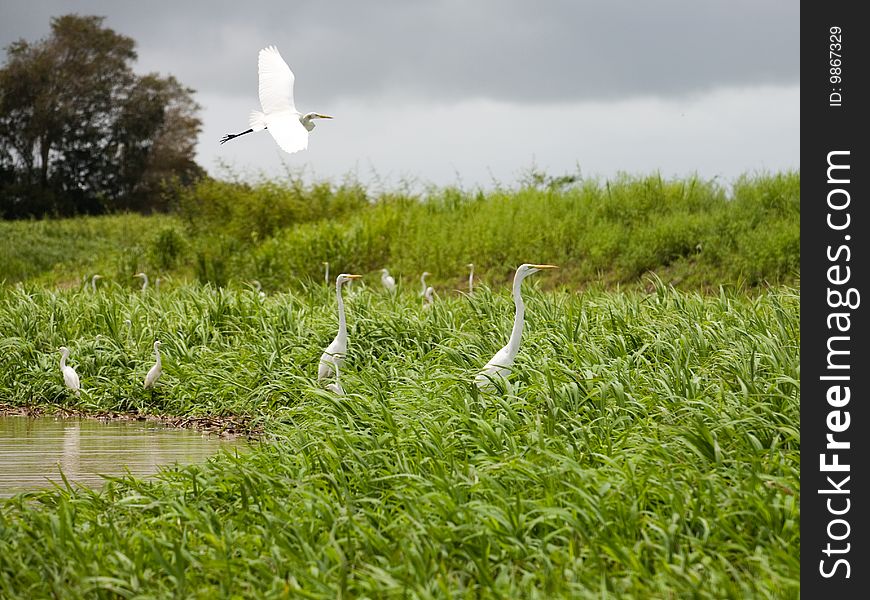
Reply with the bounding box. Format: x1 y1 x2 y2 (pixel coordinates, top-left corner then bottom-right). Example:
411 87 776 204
0 15 203 219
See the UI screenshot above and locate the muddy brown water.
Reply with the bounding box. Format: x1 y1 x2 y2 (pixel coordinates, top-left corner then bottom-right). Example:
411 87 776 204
0 415 240 497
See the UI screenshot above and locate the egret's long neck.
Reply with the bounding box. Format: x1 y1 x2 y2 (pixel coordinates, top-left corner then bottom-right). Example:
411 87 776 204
506 273 526 357
141 275 148 290
60 351 67 370
421 275 427 295
154 345 162 367
336 281 347 339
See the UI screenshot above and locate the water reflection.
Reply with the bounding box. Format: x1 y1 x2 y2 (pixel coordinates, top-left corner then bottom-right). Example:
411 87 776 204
0 416 238 497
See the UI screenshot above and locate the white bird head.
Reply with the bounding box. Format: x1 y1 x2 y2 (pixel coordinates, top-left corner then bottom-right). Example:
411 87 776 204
58 346 70 357
516 263 558 279
134 272 146 278
153 340 162 350
381 268 389 275
337 274 362 286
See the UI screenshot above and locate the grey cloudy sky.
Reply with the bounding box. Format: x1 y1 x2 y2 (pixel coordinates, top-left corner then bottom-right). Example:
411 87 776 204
1 1 800 188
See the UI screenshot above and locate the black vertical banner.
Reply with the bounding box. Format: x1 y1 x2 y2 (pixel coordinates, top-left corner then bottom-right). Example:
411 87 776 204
802 3 868 596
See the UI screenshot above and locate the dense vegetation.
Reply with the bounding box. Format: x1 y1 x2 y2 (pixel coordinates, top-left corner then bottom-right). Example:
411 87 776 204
0 15 202 219
1 171 800 291
0 278 799 598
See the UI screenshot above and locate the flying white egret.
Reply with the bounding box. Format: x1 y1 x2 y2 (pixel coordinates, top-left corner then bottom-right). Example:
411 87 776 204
475 263 558 389
133 272 148 291
91 274 102 292
58 346 81 396
420 272 430 296
318 274 362 381
323 261 330 284
423 286 436 309
220 45 333 154
144 340 163 389
381 268 396 294
467 263 475 293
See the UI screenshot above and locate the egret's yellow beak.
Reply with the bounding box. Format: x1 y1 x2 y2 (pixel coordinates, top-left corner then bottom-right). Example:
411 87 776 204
347 274 362 279
533 264 559 269
317 114 334 119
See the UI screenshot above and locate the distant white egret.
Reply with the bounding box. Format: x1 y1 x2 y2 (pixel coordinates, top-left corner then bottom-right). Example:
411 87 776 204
58 346 81 396
475 263 558 389
381 269 396 294
323 261 330 284
420 272 430 296
90 274 102 292
252 280 266 299
318 274 362 381
155 277 162 292
144 340 162 389
467 263 475 293
133 272 148 291
220 45 333 154
423 286 436 309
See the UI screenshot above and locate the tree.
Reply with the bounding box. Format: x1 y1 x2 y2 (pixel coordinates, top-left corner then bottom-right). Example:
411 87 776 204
0 15 202 219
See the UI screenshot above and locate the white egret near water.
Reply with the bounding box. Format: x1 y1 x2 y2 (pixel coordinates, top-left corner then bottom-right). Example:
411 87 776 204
475 263 558 389
318 274 362 382
90 274 102 292
420 272 430 296
144 340 163 389
220 46 333 154
58 346 81 396
467 263 475 294
381 269 396 294
133 272 148 291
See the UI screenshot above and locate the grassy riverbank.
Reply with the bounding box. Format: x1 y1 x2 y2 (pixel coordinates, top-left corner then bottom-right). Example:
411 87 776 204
0 278 799 598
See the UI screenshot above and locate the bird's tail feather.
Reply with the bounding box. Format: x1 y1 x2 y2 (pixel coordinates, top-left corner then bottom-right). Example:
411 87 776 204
249 111 267 132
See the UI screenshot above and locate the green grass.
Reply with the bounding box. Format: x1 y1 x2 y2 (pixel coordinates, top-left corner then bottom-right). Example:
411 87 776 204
0 278 800 598
1 171 800 291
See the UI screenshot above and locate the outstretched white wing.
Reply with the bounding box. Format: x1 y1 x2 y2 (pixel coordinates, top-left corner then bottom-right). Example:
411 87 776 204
258 45 296 114
265 112 309 154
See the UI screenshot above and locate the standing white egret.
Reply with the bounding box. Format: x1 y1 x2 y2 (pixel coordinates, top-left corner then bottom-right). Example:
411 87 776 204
58 346 81 396
144 340 163 389
381 269 396 294
475 263 558 389
420 272 430 296
90 274 102 292
220 46 333 154
323 261 330 284
423 286 436 309
325 361 345 396
467 263 475 293
318 274 362 381
252 280 266 299
133 272 148 291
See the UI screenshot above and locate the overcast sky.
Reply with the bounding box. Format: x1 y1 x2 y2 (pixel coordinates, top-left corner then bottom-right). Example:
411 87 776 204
1 1 799 189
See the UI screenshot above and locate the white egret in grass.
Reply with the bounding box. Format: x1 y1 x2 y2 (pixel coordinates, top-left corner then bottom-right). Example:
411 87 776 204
325 360 345 396
144 340 163 389
90 274 102 292
58 346 81 396
220 46 333 154
475 263 558 389
381 268 396 294
467 263 475 293
318 274 362 381
420 272 430 296
252 280 266 299
133 272 148 291
423 286 436 309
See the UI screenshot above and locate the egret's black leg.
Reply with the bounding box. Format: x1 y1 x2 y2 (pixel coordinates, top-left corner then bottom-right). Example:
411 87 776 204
219 128 255 144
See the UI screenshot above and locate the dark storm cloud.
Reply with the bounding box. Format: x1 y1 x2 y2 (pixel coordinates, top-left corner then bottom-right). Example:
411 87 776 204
2 0 798 104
